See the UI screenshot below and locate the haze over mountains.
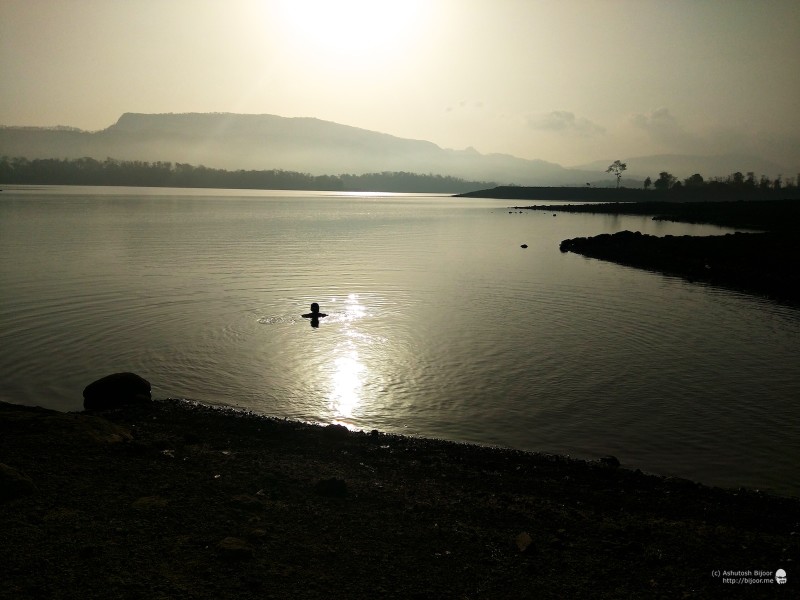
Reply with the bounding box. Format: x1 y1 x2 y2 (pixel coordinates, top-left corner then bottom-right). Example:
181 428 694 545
0 113 789 187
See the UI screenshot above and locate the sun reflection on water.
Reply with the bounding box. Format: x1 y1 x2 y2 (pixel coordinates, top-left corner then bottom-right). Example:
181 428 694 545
334 293 366 322
330 349 364 422
328 294 368 426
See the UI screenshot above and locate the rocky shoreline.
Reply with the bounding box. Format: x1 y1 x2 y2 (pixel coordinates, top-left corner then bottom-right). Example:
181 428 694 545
2 398 797 598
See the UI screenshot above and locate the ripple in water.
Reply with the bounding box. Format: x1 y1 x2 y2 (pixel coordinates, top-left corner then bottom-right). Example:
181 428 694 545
1 188 798 496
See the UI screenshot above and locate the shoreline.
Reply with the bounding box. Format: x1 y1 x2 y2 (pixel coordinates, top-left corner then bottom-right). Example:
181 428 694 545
457 185 799 203
2 398 797 598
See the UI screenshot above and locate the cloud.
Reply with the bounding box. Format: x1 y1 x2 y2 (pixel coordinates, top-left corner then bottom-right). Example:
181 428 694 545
528 111 606 137
628 108 800 170
630 107 698 149
445 100 485 113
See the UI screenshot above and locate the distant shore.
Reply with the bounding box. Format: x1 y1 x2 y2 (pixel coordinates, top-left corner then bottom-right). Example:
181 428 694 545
457 185 799 203
1 398 797 598
458 185 653 202
0 156 497 194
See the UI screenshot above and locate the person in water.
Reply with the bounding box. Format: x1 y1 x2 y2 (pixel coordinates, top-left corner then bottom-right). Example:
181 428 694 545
302 302 328 327
302 303 328 319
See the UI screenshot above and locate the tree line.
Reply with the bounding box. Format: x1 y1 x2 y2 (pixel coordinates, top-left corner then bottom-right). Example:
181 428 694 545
0 156 497 194
643 170 797 192
639 170 799 200
606 160 798 200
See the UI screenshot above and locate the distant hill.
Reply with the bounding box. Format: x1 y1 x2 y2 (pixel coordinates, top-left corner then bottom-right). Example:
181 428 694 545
0 113 600 186
1 113 791 187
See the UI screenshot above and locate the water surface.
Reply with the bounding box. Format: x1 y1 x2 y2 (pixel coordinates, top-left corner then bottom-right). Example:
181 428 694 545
1 186 798 495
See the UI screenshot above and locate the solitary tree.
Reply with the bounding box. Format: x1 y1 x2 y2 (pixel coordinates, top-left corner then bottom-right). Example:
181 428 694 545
606 160 627 188
643 176 652 190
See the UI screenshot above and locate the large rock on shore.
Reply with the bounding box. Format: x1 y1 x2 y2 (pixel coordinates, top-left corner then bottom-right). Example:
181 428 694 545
83 372 152 411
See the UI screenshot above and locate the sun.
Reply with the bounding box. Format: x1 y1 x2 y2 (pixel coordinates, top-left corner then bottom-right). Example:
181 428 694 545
274 0 423 70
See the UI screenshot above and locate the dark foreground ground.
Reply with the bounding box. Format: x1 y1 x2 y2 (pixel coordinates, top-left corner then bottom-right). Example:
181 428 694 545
523 200 800 305
1 400 797 599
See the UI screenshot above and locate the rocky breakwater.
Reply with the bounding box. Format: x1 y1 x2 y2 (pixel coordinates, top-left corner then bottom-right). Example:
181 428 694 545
559 230 800 304
520 199 800 305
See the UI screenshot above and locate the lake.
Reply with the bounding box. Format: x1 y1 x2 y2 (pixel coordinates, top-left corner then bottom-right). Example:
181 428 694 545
1 185 798 496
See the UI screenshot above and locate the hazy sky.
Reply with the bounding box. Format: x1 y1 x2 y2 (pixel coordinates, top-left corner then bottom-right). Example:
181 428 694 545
2 0 799 169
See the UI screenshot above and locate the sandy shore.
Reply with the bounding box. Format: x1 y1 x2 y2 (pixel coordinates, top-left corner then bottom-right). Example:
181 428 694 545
1 399 796 598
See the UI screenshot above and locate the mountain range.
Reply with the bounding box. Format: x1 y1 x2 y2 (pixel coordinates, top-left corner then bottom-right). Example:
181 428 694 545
0 112 790 186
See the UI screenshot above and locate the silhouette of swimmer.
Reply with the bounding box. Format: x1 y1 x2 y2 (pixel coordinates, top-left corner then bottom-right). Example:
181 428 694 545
301 302 328 328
